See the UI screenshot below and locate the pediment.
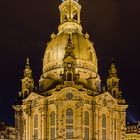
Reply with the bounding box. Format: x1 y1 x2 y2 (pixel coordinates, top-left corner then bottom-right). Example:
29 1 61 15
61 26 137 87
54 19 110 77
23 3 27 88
53 87 85 101
95 92 117 107
64 55 75 62
23 92 44 104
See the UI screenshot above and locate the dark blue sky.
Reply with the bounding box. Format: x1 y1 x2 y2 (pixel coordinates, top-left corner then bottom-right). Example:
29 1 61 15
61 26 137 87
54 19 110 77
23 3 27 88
0 0 140 125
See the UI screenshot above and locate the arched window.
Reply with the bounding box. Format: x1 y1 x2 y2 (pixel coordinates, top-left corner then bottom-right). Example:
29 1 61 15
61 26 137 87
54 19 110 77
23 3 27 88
66 108 73 139
114 118 117 140
50 111 55 140
62 12 68 23
64 13 68 21
66 72 73 81
85 111 89 125
102 114 106 140
84 111 89 140
73 11 78 21
34 114 38 140
66 108 73 116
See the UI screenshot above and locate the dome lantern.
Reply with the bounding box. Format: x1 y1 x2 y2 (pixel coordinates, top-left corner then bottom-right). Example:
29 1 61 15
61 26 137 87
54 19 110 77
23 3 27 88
58 0 82 33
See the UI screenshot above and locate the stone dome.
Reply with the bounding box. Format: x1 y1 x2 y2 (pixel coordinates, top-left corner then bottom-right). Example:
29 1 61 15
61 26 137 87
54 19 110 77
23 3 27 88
43 32 97 74
39 0 101 92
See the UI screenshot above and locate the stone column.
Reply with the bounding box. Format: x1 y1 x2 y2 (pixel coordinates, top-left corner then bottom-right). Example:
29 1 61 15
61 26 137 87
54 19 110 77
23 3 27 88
94 105 99 140
25 114 29 140
41 105 46 140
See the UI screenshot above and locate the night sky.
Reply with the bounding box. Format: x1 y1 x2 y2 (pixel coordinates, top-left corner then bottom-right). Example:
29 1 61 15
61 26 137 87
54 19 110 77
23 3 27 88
0 0 140 126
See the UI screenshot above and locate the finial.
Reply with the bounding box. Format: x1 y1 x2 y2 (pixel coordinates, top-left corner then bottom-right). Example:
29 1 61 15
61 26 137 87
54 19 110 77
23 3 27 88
111 57 115 64
85 33 89 39
24 58 32 78
51 33 56 39
25 58 30 69
26 58 29 64
109 59 118 77
110 58 116 69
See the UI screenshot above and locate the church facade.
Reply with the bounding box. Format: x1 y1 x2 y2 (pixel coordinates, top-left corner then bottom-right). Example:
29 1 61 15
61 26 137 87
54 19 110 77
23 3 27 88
13 0 128 140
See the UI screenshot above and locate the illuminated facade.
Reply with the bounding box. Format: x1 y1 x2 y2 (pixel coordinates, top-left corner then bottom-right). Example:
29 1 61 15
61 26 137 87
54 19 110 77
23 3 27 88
125 122 140 140
13 0 128 139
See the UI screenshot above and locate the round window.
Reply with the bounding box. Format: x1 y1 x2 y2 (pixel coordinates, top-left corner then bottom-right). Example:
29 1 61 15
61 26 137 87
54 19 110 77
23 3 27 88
66 93 73 99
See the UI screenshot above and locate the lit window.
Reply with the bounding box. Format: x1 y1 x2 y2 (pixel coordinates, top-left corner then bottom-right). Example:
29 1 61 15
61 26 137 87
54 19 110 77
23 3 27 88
50 111 55 140
66 125 73 130
66 118 73 124
66 108 73 118
66 108 73 139
67 72 73 81
50 112 55 126
66 93 73 100
51 128 55 140
102 114 106 140
66 132 73 139
34 129 38 140
85 111 89 125
85 127 89 140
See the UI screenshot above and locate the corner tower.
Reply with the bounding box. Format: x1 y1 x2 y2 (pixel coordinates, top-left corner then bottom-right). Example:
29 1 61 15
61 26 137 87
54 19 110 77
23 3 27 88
39 0 100 93
107 61 126 104
21 58 34 98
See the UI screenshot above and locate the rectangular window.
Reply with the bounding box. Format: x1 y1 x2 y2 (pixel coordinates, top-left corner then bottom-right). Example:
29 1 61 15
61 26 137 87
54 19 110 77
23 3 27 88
34 129 38 140
66 125 73 139
66 132 73 139
66 125 73 131
102 129 106 140
66 108 73 139
66 118 73 124
51 128 55 140
84 127 89 140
